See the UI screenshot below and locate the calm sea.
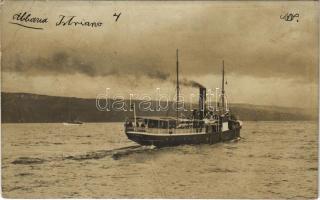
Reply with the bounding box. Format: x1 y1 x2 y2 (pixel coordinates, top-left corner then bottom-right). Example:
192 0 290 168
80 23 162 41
1 121 318 198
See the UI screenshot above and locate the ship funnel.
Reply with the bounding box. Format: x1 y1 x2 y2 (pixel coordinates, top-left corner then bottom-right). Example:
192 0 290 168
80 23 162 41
199 87 206 119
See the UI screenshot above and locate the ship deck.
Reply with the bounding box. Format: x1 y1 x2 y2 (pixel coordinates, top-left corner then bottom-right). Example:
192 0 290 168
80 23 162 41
126 130 207 136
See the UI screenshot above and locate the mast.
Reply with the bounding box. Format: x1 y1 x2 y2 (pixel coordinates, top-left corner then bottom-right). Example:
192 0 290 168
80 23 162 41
176 49 180 121
221 60 225 112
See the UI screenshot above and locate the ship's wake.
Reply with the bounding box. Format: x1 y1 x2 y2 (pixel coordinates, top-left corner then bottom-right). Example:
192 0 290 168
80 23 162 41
11 141 242 165
11 145 159 165
63 145 158 161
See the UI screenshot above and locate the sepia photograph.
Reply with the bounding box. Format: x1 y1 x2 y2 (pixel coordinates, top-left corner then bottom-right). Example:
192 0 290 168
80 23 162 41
1 1 319 198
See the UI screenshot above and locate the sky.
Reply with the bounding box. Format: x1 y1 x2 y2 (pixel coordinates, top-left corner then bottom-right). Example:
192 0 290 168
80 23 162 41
1 1 319 109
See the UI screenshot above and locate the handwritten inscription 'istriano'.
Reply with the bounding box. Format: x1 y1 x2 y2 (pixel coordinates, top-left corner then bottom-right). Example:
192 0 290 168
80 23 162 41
56 15 103 28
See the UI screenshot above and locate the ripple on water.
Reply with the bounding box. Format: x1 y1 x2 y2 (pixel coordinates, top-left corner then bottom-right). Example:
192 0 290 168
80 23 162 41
12 157 46 165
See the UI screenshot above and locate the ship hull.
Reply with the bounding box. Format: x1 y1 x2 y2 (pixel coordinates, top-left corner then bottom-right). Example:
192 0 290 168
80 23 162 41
125 128 241 147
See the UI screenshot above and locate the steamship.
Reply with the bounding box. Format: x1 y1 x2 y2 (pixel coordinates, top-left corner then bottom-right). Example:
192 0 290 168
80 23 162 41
124 50 242 147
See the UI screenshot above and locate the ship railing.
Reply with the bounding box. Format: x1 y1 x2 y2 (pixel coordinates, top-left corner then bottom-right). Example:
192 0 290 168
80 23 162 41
129 126 206 134
125 119 206 134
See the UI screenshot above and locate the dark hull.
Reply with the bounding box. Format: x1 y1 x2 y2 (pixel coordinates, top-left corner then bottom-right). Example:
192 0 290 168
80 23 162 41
125 128 241 147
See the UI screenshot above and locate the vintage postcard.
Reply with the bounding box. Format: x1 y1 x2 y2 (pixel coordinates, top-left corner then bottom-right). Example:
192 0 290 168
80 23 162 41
1 0 318 198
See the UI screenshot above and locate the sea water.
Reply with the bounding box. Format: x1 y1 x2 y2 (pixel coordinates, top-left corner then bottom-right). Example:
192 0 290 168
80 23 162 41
1 121 318 198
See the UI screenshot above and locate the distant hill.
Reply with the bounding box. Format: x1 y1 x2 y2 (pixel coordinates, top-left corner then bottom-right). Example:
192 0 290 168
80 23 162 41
1 92 317 123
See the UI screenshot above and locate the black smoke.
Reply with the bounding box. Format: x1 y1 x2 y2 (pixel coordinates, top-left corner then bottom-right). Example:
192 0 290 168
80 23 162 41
9 51 205 88
180 79 205 88
10 51 171 81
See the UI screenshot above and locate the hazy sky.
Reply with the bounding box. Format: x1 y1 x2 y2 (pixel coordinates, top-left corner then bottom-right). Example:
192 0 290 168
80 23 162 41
2 1 318 108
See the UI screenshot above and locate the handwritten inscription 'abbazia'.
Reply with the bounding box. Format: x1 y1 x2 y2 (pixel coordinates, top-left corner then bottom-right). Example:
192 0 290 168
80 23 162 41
13 12 48 23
